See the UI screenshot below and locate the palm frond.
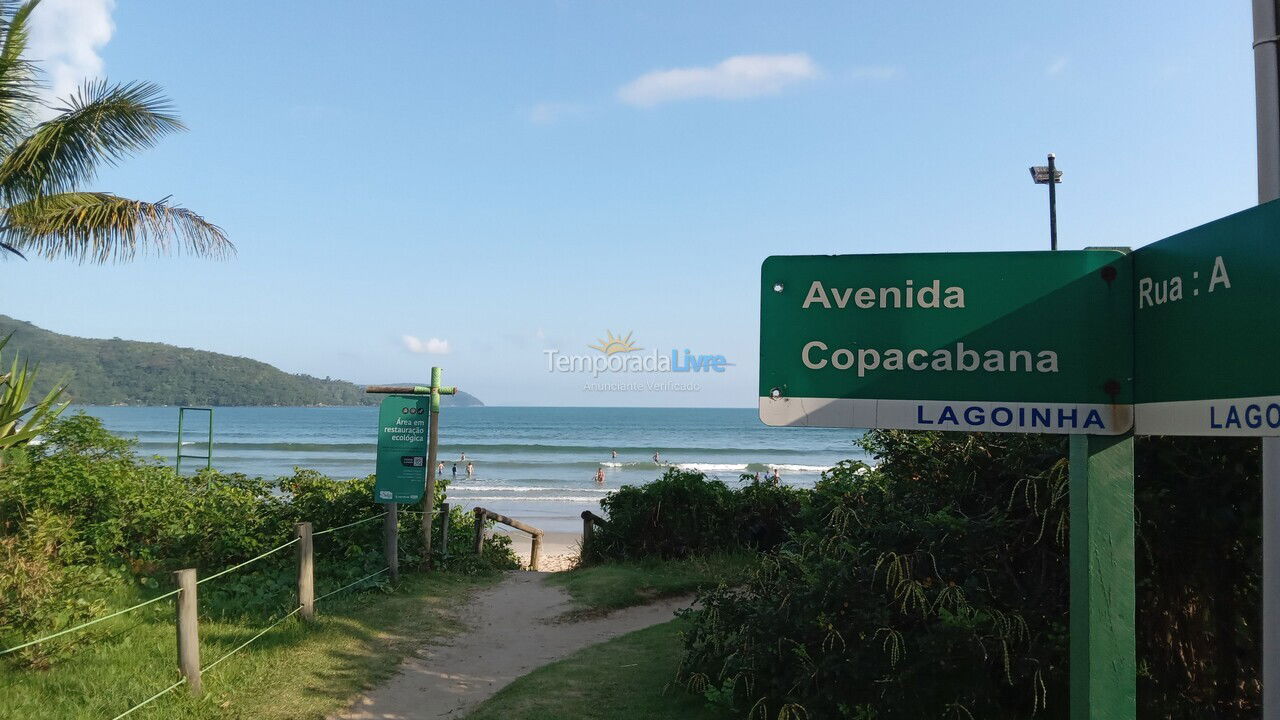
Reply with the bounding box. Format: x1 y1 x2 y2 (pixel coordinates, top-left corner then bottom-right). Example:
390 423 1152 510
0 0 40 149
2 191 232 263
0 79 184 203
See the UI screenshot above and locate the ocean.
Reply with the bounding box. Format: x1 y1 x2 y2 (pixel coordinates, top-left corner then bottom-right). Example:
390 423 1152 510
80 406 866 532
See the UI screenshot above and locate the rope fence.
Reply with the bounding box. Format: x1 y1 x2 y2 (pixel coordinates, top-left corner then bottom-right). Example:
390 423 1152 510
315 567 390 604
196 537 299 586
2 509 394 717
109 678 187 720
312 511 387 537
0 588 180 657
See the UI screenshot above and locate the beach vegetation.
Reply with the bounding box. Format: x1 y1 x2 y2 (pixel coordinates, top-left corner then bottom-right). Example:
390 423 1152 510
671 430 1260 719
0 412 517 670
0 333 66 460
589 468 808 562
0 0 229 263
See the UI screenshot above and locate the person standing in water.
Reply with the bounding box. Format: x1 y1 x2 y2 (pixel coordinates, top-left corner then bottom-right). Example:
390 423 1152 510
460 452 466 462
466 461 474 477
595 467 605 484
437 461 445 475
652 451 661 465
452 463 457 477
611 449 618 459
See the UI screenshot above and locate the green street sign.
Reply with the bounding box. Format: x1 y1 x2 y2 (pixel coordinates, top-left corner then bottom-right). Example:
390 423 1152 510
759 250 1133 434
373 395 430 503
1134 199 1280 435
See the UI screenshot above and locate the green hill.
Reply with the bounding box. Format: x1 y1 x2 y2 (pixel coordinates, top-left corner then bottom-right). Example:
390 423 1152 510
0 315 484 407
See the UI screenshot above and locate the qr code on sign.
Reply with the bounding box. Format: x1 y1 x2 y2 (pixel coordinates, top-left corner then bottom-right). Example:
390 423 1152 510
413 457 424 467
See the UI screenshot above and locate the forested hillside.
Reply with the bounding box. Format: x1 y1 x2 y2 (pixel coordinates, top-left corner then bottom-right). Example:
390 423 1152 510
0 315 483 407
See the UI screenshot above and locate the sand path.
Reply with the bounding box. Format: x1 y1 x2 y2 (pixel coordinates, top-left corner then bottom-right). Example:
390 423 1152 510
333 571 691 720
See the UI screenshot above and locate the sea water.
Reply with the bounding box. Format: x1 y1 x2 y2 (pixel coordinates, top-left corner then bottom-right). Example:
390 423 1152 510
80 406 865 532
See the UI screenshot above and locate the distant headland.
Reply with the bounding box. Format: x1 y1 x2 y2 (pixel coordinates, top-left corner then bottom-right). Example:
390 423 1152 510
0 315 483 408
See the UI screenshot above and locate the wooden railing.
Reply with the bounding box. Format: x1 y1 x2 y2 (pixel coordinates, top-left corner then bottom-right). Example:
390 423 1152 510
473 507 545 571
580 510 607 564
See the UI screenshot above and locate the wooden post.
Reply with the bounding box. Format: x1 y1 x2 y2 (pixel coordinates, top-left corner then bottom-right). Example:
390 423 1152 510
296 522 315 621
530 533 542 571
1068 434 1135 720
421 367 443 570
581 511 595 564
473 507 486 555
174 568 202 696
383 504 399 582
439 502 450 559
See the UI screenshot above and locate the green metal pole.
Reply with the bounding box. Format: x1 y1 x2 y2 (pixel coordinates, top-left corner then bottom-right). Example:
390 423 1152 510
206 409 213 470
1069 433 1136 720
176 409 185 475
421 367 443 569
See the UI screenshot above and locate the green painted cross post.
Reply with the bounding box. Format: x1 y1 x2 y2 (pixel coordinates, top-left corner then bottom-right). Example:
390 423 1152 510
1069 434 1136 719
367 367 458 570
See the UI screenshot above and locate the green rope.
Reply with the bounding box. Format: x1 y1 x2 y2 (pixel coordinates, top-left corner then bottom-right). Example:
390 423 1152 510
312 512 389 537
197 537 300 585
200 605 303 674
315 567 390 604
0 588 180 656
109 677 187 720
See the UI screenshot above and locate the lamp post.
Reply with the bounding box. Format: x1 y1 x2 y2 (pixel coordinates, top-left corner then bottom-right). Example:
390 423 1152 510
1029 153 1063 250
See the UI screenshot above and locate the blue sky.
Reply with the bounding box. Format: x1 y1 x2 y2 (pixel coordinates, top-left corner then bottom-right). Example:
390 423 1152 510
0 1 1259 407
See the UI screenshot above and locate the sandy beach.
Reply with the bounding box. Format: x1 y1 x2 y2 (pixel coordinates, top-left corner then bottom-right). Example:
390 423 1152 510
493 528 581 571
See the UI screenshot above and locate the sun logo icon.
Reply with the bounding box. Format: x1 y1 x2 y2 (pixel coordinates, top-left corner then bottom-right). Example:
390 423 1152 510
589 330 641 355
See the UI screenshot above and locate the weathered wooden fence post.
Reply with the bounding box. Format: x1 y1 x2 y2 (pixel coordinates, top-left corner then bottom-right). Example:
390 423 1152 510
174 568 202 696
296 522 315 621
439 502 450 559
473 507 485 555
383 504 399 582
581 511 595 564
530 532 542 571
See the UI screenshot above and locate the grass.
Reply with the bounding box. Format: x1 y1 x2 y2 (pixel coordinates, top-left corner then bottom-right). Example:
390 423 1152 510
546 553 754 614
0 570 497 720
465 619 725 720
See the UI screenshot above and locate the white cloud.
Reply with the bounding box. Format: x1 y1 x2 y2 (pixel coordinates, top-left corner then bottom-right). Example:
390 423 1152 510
403 335 450 355
617 53 819 108
1046 57 1068 76
529 101 587 125
28 0 115 111
849 65 901 81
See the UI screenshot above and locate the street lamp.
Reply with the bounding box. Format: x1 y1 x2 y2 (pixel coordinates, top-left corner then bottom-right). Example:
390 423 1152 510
1029 153 1062 250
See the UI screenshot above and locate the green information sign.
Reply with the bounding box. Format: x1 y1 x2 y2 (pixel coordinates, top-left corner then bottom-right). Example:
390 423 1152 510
373 395 429 503
1134 199 1280 435
759 250 1133 434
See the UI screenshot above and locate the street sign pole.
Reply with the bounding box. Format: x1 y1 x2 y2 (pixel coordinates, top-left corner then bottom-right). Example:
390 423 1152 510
422 367 444 569
1068 434 1136 719
1254 1 1280 713
366 368 457 570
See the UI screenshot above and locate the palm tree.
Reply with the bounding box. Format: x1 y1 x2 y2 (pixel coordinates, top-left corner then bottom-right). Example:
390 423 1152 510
0 0 230 263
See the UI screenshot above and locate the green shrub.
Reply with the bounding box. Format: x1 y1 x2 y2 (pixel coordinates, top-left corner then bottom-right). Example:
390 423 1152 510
0 509 114 668
678 432 1069 719
677 431 1263 719
591 468 807 562
0 413 519 662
